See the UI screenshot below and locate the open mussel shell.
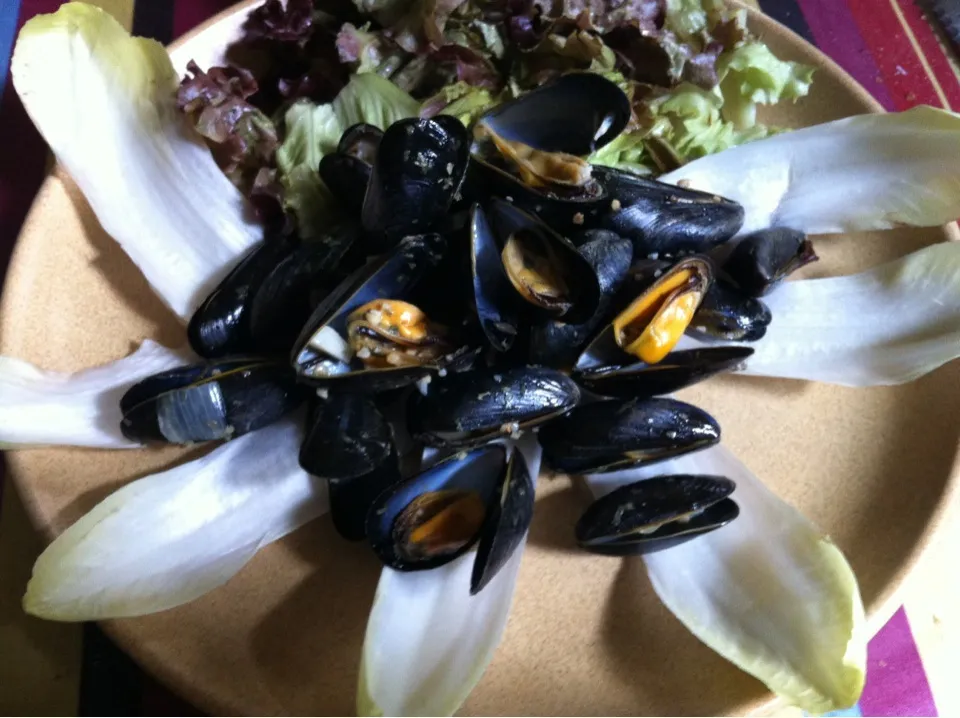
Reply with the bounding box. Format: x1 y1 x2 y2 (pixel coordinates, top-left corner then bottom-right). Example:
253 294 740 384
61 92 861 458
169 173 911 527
470 203 520 352
318 124 385 217
538 397 721 475
470 448 535 595
249 222 360 355
575 346 754 399
591 166 744 257
361 117 470 254
329 459 402 542
529 232 633 369
488 199 601 324
298 393 394 480
721 227 818 297
366 444 506 571
339 123 383 160
408 366 581 448
576 475 739 556
688 282 772 342
120 358 304 445
187 238 296 358
291 233 459 392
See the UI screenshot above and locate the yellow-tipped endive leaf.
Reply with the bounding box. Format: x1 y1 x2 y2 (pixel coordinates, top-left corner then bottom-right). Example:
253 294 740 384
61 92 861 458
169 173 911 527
738 242 960 386
663 106 960 235
0 340 192 449
586 445 866 714
357 437 541 716
11 3 261 321
23 418 328 621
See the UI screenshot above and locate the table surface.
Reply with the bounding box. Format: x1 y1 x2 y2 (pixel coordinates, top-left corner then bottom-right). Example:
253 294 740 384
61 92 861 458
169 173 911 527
1 0 959 715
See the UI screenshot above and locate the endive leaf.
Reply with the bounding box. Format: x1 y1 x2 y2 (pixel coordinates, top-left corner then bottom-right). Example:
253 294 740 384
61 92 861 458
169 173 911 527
586 445 866 714
0 340 191 449
23 418 328 621
738 242 960 385
11 3 262 321
357 437 541 716
662 106 960 235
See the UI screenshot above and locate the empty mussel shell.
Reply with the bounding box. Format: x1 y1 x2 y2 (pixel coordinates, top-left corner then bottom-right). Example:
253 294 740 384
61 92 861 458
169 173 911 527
576 475 739 555
361 117 470 254
366 443 506 571
688 282 773 342
329 458 402 542
721 227 818 297
187 238 296 358
408 366 581 448
592 166 744 256
488 199 601 324
120 358 304 445
298 393 394 480
574 346 754 399
538 397 721 475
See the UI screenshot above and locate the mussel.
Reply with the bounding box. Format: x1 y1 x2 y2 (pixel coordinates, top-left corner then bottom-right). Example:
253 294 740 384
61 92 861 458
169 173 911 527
120 358 304 445
361 117 470 254
575 346 754 399
329 459 403 542
187 238 296 358
319 123 383 217
591 166 745 257
408 366 581 448
470 203 520 352
298 393 394 480
539 397 720 474
576 475 739 555
366 443 535 593
721 227 818 297
688 283 772 342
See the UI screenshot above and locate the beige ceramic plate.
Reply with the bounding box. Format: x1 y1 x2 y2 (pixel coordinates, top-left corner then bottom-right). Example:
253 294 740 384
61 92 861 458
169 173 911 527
3 2 960 715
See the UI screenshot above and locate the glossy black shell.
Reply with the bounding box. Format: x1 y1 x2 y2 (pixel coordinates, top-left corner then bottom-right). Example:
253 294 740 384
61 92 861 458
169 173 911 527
298 393 394 480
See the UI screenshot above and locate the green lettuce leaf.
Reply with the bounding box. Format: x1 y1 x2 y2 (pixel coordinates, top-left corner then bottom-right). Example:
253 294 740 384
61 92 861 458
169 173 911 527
420 81 496 124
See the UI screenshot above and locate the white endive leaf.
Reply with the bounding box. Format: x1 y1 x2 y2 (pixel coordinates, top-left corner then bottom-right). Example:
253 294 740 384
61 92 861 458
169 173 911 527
586 445 866 714
357 437 541 717
23 418 328 621
662 106 960 235
737 242 960 385
0 340 192 449
11 3 261 321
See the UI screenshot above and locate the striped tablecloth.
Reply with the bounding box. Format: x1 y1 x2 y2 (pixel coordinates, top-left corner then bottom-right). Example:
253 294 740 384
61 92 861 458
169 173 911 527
0 0 957 715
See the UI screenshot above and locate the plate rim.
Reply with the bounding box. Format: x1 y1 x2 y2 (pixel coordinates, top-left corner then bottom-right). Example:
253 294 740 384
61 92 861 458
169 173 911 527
3 0 960 715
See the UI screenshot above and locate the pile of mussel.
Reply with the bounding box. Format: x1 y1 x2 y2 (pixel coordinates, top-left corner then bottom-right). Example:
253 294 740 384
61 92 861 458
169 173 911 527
119 72 819 594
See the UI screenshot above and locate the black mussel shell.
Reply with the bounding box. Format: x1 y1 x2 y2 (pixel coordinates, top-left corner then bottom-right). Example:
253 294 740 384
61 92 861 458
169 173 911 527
120 358 304 445
299 393 394 480
529 233 633 369
476 72 631 155
488 199 601 324
592 166 744 256
366 444 506 571
538 397 720 474
575 347 754 399
361 117 470 254
576 475 739 555
688 283 772 342
187 238 296 359
339 123 383 160
470 447 535 594
329 459 402 542
249 223 360 354
470 203 520 352
291 233 456 392
722 227 818 297
408 366 581 448
319 154 373 218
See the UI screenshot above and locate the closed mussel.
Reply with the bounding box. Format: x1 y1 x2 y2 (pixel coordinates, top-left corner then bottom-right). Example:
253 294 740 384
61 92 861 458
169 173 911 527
592 166 744 257
299 393 394 480
187 238 296 358
688 282 772 342
538 397 720 474
721 227 818 297
489 199 601 324
290 233 461 392
576 475 739 555
318 123 383 217
408 366 581 448
119 358 303 445
575 346 754 399
361 117 470 254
